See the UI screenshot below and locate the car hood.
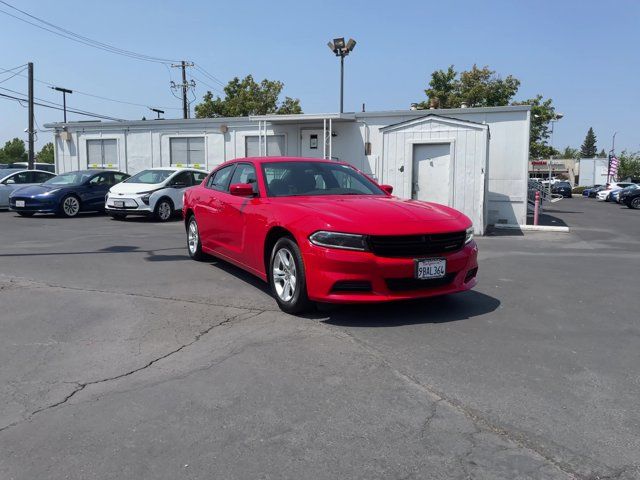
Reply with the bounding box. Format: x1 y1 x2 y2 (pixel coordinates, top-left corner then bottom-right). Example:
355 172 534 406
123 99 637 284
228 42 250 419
110 182 164 195
271 195 470 235
9 184 69 197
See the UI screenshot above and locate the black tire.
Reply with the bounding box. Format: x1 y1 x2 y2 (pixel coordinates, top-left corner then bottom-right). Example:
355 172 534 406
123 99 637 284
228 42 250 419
154 198 174 222
59 194 81 217
268 237 312 314
629 198 640 209
186 215 204 261
110 213 127 220
17 211 35 217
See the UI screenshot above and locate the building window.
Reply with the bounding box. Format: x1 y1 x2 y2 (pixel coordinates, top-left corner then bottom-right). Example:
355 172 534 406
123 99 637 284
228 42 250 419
170 137 205 167
87 139 118 169
245 135 285 157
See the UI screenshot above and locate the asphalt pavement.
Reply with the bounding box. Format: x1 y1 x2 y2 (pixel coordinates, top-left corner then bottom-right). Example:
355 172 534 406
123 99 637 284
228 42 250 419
0 197 638 479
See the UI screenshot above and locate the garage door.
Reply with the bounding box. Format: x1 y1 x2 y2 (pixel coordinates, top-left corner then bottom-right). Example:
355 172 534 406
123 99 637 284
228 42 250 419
87 139 118 170
412 143 452 205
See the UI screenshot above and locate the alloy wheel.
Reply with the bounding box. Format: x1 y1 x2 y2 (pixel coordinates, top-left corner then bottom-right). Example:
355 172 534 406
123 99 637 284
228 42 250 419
157 201 172 221
632 198 640 209
63 196 80 217
272 247 297 302
188 219 199 254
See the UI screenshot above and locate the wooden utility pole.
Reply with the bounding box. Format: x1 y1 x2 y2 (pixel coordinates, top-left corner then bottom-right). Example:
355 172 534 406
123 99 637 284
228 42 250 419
181 60 188 119
28 62 34 170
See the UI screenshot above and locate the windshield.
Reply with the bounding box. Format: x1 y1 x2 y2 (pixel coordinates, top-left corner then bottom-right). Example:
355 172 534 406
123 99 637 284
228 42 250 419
125 169 175 184
43 172 93 186
262 161 384 197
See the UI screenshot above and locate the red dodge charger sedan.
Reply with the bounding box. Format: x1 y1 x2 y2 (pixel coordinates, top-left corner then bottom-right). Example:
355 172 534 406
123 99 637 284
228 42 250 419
183 157 478 313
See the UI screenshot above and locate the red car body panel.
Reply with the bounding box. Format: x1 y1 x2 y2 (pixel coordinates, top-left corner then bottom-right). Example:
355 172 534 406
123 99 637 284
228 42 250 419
183 157 478 303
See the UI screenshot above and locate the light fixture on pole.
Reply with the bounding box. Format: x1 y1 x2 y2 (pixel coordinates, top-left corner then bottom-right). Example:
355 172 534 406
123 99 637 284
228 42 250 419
327 37 356 113
149 107 165 119
51 86 73 122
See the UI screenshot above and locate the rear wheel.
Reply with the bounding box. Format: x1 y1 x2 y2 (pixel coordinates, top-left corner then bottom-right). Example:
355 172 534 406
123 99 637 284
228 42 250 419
269 237 312 314
186 215 204 261
17 211 35 217
629 197 640 209
154 198 173 222
59 195 80 217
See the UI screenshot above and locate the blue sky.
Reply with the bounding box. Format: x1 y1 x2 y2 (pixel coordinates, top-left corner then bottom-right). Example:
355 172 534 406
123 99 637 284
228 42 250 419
1 0 638 153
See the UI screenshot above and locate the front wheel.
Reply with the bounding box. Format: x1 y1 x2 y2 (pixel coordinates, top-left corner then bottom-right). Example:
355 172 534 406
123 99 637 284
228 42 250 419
59 195 80 217
186 215 204 261
269 237 312 314
154 198 174 222
629 198 640 209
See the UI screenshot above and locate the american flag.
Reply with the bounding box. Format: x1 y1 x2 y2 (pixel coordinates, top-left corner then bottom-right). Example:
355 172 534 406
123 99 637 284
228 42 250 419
608 155 619 177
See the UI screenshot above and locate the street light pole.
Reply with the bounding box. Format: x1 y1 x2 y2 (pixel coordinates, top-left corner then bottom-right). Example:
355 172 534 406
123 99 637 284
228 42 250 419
51 86 73 122
327 37 356 114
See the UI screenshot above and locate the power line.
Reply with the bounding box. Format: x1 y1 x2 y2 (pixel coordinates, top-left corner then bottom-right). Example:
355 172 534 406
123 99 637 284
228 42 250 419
191 74 225 96
193 64 226 87
0 1 179 64
0 66 27 84
0 90 125 122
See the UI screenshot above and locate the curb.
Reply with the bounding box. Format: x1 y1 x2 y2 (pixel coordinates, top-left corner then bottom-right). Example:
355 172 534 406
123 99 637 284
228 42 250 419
493 224 570 233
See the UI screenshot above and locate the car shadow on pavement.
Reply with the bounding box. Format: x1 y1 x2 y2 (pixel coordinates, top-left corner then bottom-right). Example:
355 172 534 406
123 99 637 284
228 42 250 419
316 291 500 327
206 257 272 295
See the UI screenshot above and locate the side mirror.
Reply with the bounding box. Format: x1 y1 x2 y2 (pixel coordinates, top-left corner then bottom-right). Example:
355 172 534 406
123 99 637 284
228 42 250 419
380 184 393 195
230 183 255 197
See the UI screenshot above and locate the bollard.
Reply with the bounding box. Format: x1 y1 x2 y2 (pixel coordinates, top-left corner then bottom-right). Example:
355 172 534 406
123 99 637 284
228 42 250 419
533 191 540 225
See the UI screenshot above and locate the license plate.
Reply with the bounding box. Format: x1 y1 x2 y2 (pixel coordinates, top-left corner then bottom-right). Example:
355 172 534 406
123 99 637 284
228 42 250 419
114 201 125 208
15 200 25 207
415 258 446 279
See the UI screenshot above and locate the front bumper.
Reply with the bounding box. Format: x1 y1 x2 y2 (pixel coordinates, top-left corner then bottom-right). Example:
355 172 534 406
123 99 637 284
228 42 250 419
105 195 153 216
302 240 479 303
9 196 58 213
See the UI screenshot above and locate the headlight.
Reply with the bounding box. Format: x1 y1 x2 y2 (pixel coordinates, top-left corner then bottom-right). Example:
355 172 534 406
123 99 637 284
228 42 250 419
309 231 369 251
141 194 151 205
465 226 474 244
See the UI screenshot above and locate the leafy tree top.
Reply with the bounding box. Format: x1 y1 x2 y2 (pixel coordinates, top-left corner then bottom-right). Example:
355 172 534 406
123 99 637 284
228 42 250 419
0 137 27 164
195 75 302 118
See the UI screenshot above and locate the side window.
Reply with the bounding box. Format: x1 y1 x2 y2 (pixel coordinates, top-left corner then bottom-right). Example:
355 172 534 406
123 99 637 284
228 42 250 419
229 163 258 193
171 171 193 187
89 174 109 186
35 172 53 183
207 165 235 192
192 171 207 184
10 172 31 184
113 173 128 184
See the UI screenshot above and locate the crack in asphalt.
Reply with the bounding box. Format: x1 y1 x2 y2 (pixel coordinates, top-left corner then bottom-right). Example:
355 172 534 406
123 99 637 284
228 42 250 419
0 274 279 312
0 309 265 435
323 326 583 479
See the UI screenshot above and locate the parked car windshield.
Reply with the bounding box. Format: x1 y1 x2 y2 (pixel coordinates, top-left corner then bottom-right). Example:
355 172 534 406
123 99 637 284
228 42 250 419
125 169 175 184
263 161 384 197
43 172 93 186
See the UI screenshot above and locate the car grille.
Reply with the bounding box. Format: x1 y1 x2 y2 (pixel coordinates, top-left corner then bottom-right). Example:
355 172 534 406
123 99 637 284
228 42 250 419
385 272 457 292
368 231 466 257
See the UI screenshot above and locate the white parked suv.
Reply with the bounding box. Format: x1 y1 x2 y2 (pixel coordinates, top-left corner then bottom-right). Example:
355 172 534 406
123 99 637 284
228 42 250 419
105 167 207 221
596 182 635 201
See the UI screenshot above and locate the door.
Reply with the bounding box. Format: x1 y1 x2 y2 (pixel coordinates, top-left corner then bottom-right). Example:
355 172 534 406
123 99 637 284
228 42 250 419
166 170 194 209
197 164 236 251
300 130 325 158
412 143 452 205
84 173 112 209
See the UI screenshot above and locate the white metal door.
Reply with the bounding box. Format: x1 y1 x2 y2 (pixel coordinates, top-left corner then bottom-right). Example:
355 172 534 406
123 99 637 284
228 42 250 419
300 130 324 158
412 143 452 205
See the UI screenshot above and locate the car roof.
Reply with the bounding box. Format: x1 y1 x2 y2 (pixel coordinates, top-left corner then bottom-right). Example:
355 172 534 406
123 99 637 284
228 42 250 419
1 168 54 178
240 156 347 164
62 169 125 174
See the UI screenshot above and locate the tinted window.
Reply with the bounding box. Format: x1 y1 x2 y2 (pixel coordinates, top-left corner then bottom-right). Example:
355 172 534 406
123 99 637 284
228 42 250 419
113 172 128 184
262 161 384 197
89 173 110 186
34 172 54 183
171 171 193 187
207 165 235 192
229 163 258 193
6 172 30 184
193 171 207 184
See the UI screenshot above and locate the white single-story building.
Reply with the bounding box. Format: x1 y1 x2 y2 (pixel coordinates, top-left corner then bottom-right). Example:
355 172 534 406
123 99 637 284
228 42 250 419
45 105 531 234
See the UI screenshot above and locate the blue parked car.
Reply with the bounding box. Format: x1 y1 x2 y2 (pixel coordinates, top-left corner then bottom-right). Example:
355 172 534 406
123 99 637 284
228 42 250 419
582 185 602 197
9 169 129 217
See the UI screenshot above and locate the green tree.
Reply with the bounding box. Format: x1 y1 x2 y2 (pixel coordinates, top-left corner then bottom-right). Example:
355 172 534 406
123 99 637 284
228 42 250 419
561 146 580 159
513 95 559 159
580 127 598 158
37 142 55 163
617 151 640 180
194 75 302 118
598 148 607 158
418 64 520 109
0 137 28 163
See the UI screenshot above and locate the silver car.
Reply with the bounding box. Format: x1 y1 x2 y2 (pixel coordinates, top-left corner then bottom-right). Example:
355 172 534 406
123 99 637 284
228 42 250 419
0 169 56 208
